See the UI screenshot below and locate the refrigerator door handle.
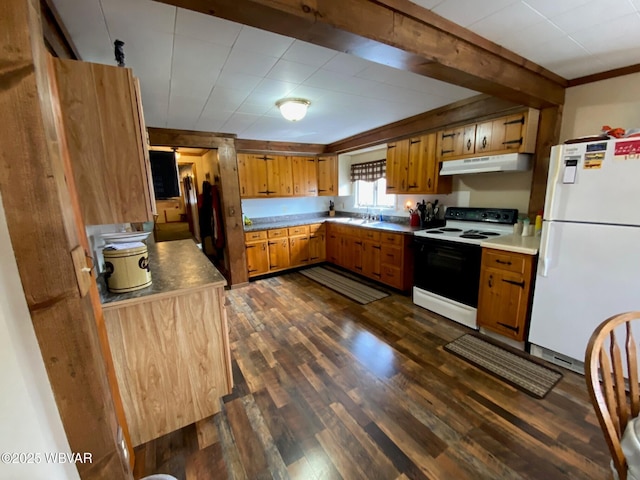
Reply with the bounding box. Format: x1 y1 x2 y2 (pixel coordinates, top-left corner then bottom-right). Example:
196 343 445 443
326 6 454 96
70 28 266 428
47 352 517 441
538 221 554 277
544 145 563 220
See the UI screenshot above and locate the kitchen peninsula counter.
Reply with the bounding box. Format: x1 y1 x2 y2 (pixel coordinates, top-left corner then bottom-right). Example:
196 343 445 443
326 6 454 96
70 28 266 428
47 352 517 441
101 239 232 447
100 239 226 306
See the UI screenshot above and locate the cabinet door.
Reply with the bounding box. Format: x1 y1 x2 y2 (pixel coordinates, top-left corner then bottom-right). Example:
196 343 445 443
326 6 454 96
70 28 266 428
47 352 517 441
54 58 155 224
289 235 310 267
475 120 494 154
501 113 527 152
327 226 341 265
304 157 318 196
292 157 318 196
477 268 529 341
422 133 452 194
318 155 337 196
406 136 426 192
237 154 255 198
309 228 326 263
245 154 269 197
246 241 269 277
265 155 292 196
362 240 381 280
268 238 290 271
346 236 363 273
462 125 477 156
438 127 464 159
386 140 409 193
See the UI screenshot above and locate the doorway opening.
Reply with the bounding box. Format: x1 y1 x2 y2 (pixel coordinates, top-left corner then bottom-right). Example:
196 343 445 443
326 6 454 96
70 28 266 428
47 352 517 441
149 146 229 279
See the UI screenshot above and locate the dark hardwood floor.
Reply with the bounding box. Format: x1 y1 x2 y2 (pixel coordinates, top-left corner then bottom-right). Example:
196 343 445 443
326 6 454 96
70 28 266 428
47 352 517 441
133 272 610 479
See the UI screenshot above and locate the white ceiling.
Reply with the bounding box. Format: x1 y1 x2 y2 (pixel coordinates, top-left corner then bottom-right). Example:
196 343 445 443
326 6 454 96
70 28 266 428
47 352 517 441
51 0 640 144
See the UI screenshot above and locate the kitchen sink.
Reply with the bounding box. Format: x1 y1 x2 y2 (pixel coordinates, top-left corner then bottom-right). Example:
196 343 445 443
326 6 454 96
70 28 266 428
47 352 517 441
333 218 380 225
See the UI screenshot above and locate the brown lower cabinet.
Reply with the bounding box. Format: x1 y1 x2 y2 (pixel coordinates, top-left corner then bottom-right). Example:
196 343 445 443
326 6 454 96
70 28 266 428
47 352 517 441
477 248 536 342
309 223 327 262
326 223 413 291
245 223 325 277
103 284 231 446
245 222 412 290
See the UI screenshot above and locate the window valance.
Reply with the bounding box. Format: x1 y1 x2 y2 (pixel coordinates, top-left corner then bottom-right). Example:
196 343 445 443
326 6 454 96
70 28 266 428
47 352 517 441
350 159 386 182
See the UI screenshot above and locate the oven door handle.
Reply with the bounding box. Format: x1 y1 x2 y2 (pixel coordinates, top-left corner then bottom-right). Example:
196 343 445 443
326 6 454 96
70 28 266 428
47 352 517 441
431 251 466 261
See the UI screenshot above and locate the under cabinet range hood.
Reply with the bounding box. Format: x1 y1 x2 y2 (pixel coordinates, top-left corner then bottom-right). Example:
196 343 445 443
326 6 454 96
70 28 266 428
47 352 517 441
439 153 532 175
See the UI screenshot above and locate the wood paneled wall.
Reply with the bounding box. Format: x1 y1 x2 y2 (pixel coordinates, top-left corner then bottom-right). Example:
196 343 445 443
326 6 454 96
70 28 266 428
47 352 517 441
0 0 131 478
528 106 562 216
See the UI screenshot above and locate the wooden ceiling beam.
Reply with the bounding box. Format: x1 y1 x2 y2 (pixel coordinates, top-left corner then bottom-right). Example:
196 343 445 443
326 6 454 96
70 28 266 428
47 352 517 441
148 127 236 149
235 139 325 154
156 0 566 108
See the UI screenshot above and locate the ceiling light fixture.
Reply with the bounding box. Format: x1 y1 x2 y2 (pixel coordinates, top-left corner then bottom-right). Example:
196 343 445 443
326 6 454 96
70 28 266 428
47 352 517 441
276 98 311 122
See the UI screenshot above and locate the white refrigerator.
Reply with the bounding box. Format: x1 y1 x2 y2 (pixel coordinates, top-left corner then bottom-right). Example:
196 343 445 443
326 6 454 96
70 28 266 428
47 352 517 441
528 138 640 372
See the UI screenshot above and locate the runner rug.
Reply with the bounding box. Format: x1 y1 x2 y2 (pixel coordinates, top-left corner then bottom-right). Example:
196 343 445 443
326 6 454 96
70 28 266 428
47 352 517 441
299 267 389 304
444 334 563 399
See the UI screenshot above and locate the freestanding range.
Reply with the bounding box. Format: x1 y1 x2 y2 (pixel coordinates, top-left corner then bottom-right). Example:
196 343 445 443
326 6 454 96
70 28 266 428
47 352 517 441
413 207 518 329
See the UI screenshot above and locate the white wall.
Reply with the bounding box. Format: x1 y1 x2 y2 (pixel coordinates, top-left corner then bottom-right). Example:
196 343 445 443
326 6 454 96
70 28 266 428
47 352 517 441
451 171 533 214
337 148 532 218
0 193 80 480
560 72 640 142
242 196 334 219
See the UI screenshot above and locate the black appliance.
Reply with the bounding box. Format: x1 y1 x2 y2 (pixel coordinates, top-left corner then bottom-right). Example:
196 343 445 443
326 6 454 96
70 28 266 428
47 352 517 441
150 150 180 199
412 207 517 329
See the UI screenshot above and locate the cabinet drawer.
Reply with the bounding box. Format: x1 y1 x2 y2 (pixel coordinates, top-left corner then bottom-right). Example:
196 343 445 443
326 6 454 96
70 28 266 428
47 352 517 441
361 229 380 241
245 231 267 242
381 265 403 289
268 228 288 239
381 245 403 265
483 249 526 274
343 225 361 237
381 232 403 246
309 223 325 235
288 225 309 236
329 223 348 236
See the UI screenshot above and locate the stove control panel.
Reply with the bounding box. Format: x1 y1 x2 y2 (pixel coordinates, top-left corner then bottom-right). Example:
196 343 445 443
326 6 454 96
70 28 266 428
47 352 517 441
444 207 518 225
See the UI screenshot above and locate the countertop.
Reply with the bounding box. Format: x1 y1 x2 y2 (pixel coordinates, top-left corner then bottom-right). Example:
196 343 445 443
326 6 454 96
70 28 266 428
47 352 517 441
100 239 227 306
481 234 541 255
245 214 539 251
244 215 424 235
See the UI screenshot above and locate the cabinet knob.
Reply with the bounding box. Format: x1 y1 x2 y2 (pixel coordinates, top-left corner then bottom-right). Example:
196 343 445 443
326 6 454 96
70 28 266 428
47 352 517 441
488 274 493 288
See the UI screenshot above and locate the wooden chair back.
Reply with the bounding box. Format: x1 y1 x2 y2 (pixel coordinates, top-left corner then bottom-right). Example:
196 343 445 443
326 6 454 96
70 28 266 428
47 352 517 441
585 312 640 480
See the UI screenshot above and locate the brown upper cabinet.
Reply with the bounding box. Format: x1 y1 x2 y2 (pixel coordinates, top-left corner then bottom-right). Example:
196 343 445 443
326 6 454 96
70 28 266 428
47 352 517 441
238 153 329 199
237 154 293 198
317 155 338 196
437 108 540 161
53 58 155 225
291 156 318 196
437 126 465 159
386 133 452 195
